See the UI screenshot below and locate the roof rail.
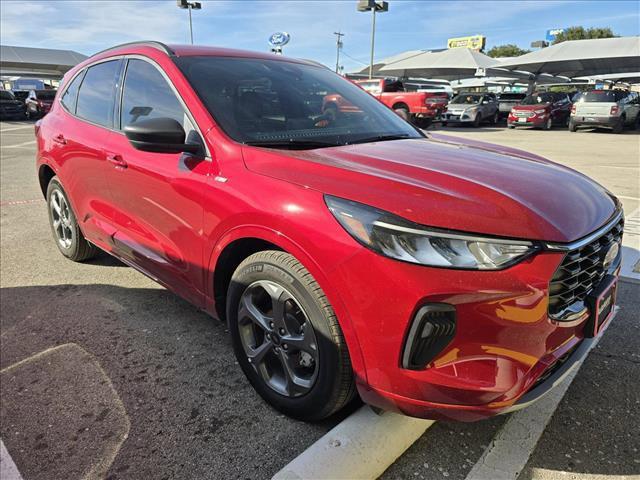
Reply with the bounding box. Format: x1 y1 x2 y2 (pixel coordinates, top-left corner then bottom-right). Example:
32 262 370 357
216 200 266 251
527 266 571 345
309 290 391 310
92 41 175 57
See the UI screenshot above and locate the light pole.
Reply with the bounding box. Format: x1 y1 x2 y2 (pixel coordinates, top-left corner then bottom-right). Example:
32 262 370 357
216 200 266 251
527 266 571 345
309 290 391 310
357 0 388 79
333 31 344 73
177 0 202 45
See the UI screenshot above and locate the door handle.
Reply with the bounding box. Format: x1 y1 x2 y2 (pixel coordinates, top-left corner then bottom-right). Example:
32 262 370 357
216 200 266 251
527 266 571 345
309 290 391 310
107 153 127 169
53 134 66 145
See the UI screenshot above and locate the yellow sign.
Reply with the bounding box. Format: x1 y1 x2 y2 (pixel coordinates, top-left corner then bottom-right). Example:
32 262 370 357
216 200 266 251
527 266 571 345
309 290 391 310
447 35 486 51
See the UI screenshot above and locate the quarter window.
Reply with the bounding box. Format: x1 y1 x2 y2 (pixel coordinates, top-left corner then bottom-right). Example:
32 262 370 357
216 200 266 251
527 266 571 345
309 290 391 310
120 59 187 130
76 60 121 128
60 71 84 113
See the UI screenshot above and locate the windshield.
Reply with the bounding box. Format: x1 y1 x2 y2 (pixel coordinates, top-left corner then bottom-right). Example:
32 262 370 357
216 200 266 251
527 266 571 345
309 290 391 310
498 93 526 101
175 57 421 147
520 93 556 105
0 91 16 101
356 80 382 94
36 90 56 100
575 90 627 103
450 94 482 105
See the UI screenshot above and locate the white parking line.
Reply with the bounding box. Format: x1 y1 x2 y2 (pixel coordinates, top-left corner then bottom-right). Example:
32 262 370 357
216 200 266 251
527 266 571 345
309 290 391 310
465 309 617 480
621 208 640 281
0 140 36 149
272 406 434 480
0 125 33 133
0 440 24 480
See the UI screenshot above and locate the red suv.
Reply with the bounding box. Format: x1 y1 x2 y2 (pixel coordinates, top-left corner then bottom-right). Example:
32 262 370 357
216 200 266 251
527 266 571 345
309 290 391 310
508 92 572 130
36 42 622 422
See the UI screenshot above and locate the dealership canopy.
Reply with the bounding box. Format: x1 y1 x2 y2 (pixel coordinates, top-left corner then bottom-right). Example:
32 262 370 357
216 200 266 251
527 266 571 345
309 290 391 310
497 36 640 78
356 49 430 75
379 47 498 79
0 45 87 79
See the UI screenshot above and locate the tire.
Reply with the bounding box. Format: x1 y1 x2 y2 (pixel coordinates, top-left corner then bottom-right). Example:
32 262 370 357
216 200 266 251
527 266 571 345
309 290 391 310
394 107 410 122
635 113 640 130
491 112 498 125
227 250 356 421
472 113 481 128
46 176 98 262
568 119 577 132
544 117 552 130
441 121 448 127
612 116 624 134
507 123 515 129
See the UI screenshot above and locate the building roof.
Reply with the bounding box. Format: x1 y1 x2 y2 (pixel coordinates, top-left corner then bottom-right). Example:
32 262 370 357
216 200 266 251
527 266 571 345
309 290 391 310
0 45 87 79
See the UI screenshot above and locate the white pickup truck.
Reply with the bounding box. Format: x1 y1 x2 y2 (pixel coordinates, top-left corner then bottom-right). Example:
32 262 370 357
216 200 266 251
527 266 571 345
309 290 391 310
570 90 640 133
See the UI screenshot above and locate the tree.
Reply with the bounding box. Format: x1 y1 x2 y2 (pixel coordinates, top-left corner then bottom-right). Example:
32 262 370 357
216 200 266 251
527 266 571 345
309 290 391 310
486 44 531 58
552 26 616 44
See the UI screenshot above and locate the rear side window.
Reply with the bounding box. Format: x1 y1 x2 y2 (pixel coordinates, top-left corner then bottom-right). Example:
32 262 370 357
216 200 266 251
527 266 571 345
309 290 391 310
76 60 121 128
120 59 186 130
60 72 84 113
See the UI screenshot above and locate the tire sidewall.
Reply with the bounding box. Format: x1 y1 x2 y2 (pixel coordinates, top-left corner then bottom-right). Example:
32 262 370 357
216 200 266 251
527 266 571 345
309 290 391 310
227 255 343 419
46 178 80 258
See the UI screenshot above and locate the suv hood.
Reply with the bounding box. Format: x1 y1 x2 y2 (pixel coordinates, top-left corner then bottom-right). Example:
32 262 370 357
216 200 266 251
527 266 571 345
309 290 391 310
242 136 616 242
513 104 551 111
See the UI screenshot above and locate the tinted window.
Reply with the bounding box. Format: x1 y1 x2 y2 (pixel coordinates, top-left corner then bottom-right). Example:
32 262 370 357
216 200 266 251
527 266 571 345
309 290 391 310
76 60 121 127
0 91 15 101
451 94 482 104
36 90 56 100
121 59 186 130
576 90 628 103
175 57 421 147
60 72 84 113
520 93 556 105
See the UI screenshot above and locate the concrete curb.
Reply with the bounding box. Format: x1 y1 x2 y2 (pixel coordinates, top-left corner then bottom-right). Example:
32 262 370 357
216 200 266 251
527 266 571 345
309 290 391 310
272 406 434 480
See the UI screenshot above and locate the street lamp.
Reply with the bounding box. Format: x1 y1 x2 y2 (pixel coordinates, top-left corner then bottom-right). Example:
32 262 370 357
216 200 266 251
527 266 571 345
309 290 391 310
177 0 202 45
357 0 388 79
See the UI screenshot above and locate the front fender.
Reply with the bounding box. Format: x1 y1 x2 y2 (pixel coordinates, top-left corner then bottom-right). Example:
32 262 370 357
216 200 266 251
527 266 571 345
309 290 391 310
205 224 368 384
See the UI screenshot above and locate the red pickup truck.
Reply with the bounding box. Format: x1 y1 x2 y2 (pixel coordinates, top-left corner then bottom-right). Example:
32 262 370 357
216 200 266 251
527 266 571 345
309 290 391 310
323 78 448 127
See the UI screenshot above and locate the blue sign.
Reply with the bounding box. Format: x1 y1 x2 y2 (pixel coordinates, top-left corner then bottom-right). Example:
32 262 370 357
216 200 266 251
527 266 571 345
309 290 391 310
546 28 566 42
268 32 290 47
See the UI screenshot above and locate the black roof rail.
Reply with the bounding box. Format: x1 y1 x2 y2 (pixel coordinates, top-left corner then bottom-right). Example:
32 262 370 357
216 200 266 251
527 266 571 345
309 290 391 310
92 41 175 57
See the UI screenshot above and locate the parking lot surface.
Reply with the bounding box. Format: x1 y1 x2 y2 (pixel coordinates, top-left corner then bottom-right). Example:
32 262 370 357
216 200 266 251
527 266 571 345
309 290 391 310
1 120 639 479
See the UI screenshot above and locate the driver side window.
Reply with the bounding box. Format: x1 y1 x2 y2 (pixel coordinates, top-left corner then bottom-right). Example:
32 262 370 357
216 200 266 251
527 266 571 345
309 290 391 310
120 59 195 136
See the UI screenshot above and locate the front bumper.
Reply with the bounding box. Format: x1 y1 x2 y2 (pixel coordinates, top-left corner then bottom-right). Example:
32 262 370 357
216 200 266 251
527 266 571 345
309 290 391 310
331 242 618 421
508 115 546 127
443 112 475 123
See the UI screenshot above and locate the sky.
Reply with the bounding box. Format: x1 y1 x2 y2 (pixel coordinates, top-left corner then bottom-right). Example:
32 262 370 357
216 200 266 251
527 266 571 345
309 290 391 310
1 0 638 72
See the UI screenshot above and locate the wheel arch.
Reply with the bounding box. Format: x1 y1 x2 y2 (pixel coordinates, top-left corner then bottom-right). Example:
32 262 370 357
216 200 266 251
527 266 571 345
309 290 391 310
38 163 57 198
207 225 368 383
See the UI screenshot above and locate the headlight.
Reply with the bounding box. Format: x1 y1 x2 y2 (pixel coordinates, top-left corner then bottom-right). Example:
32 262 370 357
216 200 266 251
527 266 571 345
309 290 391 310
325 195 538 270
534 109 546 114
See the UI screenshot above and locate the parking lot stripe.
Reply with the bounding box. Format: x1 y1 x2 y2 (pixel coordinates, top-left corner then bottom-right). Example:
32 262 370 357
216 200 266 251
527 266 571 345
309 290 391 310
0 140 36 149
0 125 34 133
272 406 434 480
464 309 618 480
0 440 24 480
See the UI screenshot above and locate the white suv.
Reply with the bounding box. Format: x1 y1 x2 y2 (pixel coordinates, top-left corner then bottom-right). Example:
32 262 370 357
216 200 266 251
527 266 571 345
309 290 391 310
570 90 640 134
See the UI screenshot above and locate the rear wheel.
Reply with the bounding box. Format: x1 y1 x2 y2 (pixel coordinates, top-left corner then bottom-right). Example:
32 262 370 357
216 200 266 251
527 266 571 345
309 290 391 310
46 177 98 261
544 117 553 130
568 119 577 132
612 115 625 134
394 106 410 122
472 113 481 128
491 112 499 125
227 251 356 421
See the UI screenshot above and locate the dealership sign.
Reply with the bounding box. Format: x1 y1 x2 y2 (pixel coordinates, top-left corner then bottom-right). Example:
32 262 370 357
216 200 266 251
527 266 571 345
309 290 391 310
268 32 291 47
447 35 486 51
546 28 566 42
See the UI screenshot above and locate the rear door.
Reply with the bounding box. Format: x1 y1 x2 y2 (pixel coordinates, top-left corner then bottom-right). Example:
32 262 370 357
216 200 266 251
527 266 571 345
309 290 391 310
102 57 210 307
53 59 123 246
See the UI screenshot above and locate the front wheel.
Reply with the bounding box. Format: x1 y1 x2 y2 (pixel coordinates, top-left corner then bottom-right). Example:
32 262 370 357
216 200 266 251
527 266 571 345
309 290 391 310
46 177 98 261
612 116 625 134
472 114 481 128
544 117 553 130
491 112 499 125
568 119 577 132
227 251 356 421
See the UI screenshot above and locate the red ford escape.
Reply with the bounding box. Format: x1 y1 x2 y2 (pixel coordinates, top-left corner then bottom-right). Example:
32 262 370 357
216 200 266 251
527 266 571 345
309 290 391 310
36 42 623 422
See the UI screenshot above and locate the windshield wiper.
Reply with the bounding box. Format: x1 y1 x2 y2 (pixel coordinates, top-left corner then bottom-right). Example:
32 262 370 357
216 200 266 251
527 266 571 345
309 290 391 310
347 133 413 145
244 139 341 150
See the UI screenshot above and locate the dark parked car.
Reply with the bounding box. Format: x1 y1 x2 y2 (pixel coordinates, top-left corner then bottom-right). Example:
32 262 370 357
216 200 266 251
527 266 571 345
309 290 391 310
25 89 56 118
497 92 526 119
36 42 623 422
0 90 26 120
508 92 572 130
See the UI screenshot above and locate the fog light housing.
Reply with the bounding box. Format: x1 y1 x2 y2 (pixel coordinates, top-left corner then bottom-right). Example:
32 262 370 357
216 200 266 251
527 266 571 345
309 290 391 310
401 304 456 370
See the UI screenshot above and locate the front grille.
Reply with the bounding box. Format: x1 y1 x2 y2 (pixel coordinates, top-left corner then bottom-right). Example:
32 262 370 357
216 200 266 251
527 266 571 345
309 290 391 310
548 216 624 319
514 111 531 118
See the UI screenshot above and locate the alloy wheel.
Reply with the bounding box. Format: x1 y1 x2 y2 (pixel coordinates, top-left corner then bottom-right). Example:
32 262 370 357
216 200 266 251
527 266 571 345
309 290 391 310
49 189 74 249
237 280 319 397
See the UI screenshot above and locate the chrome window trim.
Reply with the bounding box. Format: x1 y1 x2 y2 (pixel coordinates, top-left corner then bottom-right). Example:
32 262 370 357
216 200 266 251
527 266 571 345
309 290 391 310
543 209 624 252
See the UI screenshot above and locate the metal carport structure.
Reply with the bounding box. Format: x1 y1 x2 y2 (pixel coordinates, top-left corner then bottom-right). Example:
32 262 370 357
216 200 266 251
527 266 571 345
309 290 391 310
0 45 87 80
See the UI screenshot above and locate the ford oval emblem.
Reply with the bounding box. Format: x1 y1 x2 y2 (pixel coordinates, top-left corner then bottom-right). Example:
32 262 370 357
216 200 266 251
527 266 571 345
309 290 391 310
268 32 290 47
602 241 620 269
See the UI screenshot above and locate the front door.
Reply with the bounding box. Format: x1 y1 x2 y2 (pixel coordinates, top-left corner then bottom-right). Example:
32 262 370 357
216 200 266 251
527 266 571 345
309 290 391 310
103 58 210 307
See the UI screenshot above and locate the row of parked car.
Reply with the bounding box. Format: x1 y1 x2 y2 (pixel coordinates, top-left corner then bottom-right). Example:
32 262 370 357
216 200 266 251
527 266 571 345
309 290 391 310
0 89 56 120
342 78 640 134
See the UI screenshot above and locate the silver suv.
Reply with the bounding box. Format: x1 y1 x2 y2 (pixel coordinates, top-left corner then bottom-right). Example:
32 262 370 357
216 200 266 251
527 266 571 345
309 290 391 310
570 90 640 134
442 92 498 127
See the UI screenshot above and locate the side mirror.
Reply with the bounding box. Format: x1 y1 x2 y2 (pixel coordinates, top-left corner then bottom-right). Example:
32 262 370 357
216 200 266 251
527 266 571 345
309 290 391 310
124 117 201 154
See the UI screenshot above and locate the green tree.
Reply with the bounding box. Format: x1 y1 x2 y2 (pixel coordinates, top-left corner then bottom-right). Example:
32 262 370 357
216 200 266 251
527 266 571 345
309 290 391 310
552 26 616 44
486 44 531 58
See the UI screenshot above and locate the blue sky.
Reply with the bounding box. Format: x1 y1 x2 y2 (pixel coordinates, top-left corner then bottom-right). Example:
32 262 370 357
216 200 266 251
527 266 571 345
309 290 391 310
1 0 638 71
